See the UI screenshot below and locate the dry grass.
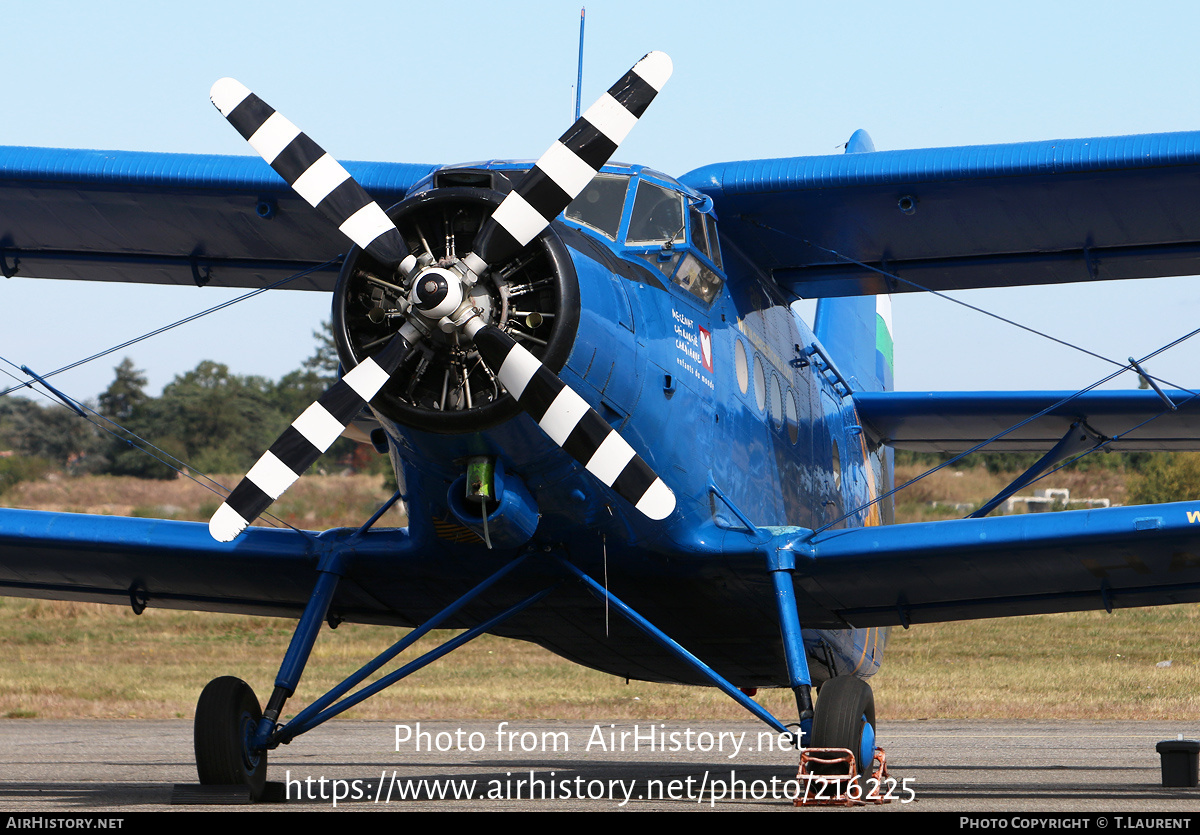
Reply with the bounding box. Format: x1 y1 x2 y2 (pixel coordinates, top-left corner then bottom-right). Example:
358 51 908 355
7 472 405 529
873 607 1200 720
892 463 1007 521
0 597 1196 724
0 598 798 722
892 461 1132 523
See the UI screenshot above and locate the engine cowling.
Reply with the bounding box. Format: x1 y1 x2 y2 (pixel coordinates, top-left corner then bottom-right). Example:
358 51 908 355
332 184 580 434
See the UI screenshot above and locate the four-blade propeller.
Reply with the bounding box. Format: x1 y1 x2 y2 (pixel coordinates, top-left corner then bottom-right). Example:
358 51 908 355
208 52 675 542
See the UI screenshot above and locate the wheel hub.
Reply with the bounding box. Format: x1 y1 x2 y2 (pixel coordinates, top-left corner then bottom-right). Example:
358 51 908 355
241 711 263 771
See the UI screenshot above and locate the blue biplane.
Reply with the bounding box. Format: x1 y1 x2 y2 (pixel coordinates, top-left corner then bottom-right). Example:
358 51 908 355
2 52 1200 798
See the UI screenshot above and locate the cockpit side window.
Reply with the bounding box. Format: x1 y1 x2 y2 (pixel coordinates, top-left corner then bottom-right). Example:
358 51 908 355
564 174 627 240
704 213 723 270
672 204 724 305
673 253 723 304
689 204 710 260
626 180 685 245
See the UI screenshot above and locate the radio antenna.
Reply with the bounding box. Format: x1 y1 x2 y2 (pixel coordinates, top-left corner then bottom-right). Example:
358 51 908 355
575 7 586 121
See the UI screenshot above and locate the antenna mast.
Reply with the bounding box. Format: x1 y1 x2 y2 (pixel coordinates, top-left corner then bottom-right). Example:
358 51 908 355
575 8 585 121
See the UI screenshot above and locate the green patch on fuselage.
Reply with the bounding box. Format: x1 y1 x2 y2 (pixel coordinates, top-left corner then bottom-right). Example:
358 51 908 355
876 313 894 371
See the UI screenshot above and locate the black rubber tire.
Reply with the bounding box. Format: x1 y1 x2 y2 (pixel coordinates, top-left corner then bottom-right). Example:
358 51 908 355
810 675 875 776
194 676 267 800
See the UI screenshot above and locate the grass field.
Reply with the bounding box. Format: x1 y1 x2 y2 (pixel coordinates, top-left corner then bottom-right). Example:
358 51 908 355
1 598 1195 723
1 471 1196 724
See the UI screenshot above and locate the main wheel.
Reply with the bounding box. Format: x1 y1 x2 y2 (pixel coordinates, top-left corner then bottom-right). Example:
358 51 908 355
810 675 876 776
194 676 267 800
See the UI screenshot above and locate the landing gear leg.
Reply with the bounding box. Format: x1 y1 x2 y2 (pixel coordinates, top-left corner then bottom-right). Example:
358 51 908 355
194 676 267 800
192 549 348 798
768 551 813 747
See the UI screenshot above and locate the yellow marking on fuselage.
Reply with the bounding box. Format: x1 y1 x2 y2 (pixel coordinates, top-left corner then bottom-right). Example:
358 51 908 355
853 626 877 674
856 413 882 528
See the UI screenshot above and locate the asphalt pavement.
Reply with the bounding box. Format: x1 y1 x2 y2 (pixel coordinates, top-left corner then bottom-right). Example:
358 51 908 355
1 719 1197 812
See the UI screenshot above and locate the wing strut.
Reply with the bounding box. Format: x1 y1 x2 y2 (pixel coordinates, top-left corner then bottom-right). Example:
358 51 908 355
969 421 1106 518
234 543 809 755
246 546 548 753
556 556 798 741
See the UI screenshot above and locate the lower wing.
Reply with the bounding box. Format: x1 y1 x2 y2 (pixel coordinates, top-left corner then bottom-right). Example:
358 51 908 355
792 501 1200 627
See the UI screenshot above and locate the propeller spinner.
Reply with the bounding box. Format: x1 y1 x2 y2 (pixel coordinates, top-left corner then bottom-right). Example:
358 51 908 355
208 52 675 542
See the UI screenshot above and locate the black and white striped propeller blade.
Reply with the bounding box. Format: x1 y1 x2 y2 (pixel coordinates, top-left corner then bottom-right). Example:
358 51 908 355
467 322 675 521
208 331 417 542
207 53 675 540
462 51 672 276
210 78 417 275
454 51 675 519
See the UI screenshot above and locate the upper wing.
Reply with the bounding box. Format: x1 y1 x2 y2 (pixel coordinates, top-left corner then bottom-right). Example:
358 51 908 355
680 131 1200 298
854 389 1200 452
0 146 436 291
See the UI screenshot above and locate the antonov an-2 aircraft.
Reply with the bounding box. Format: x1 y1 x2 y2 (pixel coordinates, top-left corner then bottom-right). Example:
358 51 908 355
1 52 1200 800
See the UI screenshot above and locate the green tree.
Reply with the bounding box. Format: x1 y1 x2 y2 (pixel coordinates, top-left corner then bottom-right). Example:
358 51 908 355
86 326 383 481
98 358 149 423
272 368 331 419
304 321 340 379
0 397 102 471
1127 452 1200 505
156 361 282 474
97 358 182 479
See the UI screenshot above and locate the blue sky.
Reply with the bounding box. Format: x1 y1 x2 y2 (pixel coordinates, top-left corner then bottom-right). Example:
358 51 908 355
4 0 1200 402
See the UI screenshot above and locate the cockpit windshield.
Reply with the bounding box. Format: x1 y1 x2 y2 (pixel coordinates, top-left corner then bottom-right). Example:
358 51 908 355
560 170 724 305
564 173 627 240
626 180 685 245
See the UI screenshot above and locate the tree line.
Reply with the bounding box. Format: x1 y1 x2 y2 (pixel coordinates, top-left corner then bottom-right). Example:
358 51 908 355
0 326 376 490
1 334 1197 505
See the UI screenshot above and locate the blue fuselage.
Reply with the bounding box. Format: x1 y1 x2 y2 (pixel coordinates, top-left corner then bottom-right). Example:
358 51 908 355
367 163 889 689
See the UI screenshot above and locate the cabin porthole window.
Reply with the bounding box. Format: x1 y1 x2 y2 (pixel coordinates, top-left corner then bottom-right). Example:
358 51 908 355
769 373 784 430
753 355 766 413
735 339 749 395
786 389 799 444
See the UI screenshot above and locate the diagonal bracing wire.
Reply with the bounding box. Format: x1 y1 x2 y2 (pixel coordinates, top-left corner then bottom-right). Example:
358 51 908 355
745 217 1195 392
745 222 1200 537
0 355 314 538
0 257 341 398
0 258 345 536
